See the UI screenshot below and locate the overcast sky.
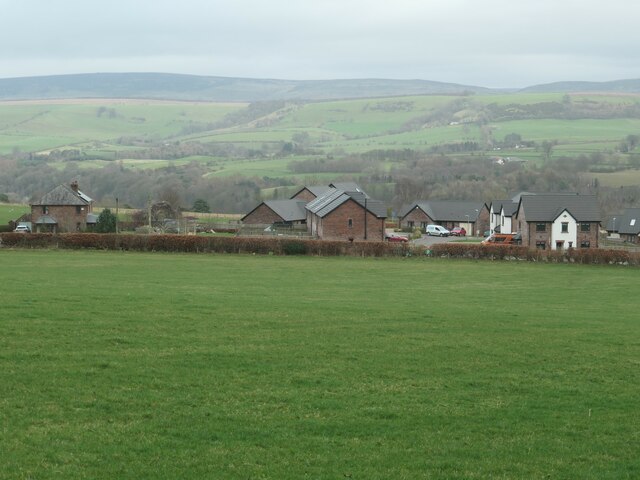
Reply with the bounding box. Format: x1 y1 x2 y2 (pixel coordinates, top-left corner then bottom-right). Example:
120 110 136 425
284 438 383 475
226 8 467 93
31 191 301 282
1 0 639 88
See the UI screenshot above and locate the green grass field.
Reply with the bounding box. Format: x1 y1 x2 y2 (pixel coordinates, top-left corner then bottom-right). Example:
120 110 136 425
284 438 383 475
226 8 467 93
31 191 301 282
3 93 640 170
0 203 30 225
1 250 639 479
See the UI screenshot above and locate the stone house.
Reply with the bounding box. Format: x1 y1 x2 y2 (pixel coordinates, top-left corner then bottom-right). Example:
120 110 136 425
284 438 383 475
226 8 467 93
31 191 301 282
30 181 96 233
514 194 600 250
399 201 489 236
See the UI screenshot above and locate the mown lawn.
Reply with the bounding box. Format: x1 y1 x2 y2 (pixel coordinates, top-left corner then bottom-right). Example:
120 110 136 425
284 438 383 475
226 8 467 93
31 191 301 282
1 250 639 479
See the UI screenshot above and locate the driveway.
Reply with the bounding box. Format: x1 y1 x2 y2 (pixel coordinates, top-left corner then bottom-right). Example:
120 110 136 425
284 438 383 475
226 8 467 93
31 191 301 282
412 234 477 247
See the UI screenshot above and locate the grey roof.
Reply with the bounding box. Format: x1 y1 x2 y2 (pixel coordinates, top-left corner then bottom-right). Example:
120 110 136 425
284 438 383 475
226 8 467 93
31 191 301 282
306 188 386 218
289 184 332 199
32 184 92 206
241 199 306 222
264 200 307 222
609 208 640 234
400 201 484 221
517 194 600 222
33 214 58 224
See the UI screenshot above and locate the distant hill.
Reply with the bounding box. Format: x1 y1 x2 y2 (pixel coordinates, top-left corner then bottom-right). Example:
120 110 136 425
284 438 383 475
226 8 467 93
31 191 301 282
0 73 492 102
520 79 640 94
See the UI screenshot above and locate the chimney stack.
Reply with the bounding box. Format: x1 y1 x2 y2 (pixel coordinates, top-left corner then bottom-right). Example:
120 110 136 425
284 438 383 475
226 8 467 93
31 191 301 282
70 181 79 192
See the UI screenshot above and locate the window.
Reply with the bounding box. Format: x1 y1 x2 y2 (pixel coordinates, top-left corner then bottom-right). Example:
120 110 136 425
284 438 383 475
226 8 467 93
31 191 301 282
580 240 590 248
536 223 546 232
580 223 591 232
348 218 353 228
536 241 546 250
42 206 49 214
556 241 564 250
407 221 414 228
561 222 569 233
76 206 82 214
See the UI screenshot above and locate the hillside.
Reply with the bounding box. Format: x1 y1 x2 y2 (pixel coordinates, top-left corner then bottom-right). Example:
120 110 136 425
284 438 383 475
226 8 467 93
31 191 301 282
520 78 640 94
0 73 491 102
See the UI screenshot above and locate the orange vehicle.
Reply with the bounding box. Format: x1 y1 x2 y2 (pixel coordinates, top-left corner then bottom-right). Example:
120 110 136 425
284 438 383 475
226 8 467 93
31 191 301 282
481 232 522 245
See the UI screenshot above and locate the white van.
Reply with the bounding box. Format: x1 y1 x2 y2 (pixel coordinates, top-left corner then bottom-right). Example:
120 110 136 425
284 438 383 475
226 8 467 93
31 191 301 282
426 224 450 237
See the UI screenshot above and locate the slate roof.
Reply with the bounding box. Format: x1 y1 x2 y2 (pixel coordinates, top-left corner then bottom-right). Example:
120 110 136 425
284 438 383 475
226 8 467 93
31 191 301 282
490 199 515 216
306 189 386 218
33 214 58 224
242 199 307 222
609 208 640 234
32 184 92 206
399 201 484 221
265 200 307 222
517 194 600 222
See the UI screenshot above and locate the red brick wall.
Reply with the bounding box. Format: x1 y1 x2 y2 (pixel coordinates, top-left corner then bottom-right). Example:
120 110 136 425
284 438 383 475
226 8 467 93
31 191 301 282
242 204 284 224
577 222 600 248
291 189 316 202
400 208 433 230
31 205 89 233
316 199 384 241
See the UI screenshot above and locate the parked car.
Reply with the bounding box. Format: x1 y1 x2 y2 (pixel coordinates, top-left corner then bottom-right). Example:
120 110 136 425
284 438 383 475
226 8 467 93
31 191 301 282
481 232 522 245
426 224 450 237
385 233 409 243
450 226 466 236
13 225 31 233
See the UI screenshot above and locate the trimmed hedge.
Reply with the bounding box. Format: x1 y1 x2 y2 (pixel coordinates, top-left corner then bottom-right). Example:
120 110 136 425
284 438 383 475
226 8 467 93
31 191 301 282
0 233 411 258
428 242 640 265
1 233 638 265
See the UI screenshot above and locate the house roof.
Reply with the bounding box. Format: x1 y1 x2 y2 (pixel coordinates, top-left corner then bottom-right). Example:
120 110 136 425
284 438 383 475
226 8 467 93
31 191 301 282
306 188 386 218
242 199 307 222
289 185 333 199
32 184 92 206
400 201 484 221
33 214 58 224
517 194 600 222
265 200 307 222
610 208 640 234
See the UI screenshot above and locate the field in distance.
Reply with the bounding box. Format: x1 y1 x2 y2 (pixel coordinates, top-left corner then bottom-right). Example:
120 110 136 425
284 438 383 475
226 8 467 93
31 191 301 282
2 93 640 181
2 250 639 478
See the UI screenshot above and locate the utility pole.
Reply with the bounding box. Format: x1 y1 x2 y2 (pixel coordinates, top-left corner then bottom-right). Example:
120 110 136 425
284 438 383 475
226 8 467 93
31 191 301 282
115 197 119 234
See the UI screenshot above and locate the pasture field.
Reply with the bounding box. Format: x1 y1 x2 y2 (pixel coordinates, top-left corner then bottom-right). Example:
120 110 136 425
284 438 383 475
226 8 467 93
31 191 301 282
0 203 30 225
2 93 639 167
1 250 639 479
0 100 246 155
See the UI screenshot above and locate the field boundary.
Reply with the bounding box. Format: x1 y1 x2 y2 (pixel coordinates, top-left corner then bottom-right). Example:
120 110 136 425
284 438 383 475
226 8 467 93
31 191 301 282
1 233 639 265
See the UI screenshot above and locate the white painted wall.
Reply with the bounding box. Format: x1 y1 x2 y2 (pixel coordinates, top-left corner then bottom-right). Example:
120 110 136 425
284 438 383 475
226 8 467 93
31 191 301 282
551 210 577 250
500 207 513 233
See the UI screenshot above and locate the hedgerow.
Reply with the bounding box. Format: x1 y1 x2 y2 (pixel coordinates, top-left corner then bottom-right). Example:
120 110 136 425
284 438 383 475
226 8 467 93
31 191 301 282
0 233 637 265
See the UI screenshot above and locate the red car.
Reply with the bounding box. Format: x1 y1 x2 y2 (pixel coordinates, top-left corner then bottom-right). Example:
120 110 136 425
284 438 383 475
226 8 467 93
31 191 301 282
385 234 409 243
450 227 466 236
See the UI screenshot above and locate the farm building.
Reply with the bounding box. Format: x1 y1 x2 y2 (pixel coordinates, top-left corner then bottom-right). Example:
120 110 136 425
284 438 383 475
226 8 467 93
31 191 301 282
30 181 96 233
